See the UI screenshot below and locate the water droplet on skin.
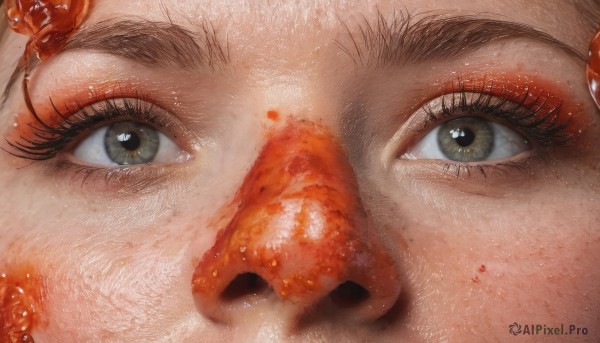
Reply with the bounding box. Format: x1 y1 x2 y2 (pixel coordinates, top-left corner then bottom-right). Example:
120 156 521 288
11 113 19 128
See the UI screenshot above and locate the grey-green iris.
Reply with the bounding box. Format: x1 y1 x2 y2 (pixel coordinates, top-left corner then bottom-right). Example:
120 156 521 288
104 122 159 165
437 117 494 162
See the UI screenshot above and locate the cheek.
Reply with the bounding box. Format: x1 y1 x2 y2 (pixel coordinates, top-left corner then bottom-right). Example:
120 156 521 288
384 194 600 339
4 221 211 341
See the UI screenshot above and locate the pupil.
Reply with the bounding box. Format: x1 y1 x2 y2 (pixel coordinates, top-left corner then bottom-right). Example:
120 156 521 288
451 128 475 147
117 132 141 151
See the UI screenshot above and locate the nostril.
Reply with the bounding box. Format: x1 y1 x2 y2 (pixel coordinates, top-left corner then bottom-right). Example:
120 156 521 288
329 281 370 308
220 273 269 301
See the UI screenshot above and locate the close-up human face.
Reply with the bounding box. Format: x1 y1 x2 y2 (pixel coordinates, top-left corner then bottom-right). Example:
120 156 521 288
0 0 599 342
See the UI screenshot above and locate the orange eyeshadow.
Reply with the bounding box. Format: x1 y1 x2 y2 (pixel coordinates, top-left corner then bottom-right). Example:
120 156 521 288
438 74 588 137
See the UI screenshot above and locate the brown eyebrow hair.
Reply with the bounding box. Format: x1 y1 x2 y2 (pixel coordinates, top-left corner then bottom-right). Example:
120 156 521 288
337 11 586 69
65 18 230 70
0 17 229 105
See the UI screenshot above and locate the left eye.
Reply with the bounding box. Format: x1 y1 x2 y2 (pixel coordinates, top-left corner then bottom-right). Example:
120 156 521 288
406 117 530 162
72 121 191 166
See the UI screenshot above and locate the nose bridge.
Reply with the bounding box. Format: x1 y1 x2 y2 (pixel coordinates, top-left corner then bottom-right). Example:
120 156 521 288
192 119 400 323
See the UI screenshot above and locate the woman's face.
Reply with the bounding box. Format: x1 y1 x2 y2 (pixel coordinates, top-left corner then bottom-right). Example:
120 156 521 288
0 0 599 341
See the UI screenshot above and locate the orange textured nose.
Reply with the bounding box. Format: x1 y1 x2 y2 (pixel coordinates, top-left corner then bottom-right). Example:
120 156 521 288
192 120 401 324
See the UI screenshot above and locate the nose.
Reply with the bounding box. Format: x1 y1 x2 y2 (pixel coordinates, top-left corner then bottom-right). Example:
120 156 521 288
192 119 401 326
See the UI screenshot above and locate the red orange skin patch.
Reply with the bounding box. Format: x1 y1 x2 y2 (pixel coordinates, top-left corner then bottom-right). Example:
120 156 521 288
0 264 45 343
267 110 280 121
192 119 399 320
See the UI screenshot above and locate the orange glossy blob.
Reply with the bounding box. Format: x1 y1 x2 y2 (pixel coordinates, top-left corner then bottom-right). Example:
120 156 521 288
6 0 90 60
587 29 600 108
192 119 399 321
0 264 45 343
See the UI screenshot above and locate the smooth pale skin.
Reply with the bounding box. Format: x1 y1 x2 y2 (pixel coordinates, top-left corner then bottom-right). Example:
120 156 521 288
0 0 599 342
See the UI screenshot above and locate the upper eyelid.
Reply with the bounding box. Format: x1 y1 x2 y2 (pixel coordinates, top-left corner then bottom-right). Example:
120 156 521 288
0 17 230 108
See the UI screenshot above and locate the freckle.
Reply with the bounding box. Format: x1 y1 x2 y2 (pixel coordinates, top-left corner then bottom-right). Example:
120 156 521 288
267 110 280 121
478 264 486 273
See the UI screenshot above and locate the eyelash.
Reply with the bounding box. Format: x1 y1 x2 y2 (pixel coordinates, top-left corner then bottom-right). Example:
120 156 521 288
6 80 574 183
402 80 574 178
7 96 159 161
422 83 572 146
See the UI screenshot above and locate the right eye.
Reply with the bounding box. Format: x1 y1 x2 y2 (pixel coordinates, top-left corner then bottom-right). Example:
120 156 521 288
72 121 191 166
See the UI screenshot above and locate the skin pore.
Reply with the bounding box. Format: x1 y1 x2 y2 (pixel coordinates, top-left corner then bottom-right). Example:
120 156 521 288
1 0 600 342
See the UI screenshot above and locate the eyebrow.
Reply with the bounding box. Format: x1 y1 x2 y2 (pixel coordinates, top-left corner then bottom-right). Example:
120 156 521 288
337 12 586 68
1 18 229 105
0 13 586 107
65 19 230 69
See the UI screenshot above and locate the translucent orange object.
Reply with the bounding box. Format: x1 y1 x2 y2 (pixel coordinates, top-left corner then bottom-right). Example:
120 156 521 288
587 28 600 108
5 0 91 119
6 0 90 60
1 266 45 343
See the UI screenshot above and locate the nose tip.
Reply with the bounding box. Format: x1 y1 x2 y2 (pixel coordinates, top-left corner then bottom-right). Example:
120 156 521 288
192 120 401 325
